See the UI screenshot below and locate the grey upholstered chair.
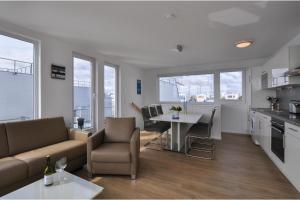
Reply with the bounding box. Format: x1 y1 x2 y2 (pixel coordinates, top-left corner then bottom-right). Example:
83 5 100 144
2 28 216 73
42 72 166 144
185 108 217 159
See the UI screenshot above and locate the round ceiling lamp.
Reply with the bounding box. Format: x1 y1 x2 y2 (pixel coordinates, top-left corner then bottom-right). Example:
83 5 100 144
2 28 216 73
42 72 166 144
235 40 254 48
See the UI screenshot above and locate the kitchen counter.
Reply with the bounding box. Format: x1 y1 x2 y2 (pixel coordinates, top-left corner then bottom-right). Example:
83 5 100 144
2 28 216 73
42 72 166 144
251 108 300 127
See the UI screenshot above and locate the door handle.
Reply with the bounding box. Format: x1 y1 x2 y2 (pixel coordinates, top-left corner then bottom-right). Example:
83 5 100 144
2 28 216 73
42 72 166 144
271 126 283 133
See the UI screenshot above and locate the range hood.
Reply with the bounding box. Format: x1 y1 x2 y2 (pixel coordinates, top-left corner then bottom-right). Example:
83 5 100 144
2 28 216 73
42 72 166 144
284 66 300 77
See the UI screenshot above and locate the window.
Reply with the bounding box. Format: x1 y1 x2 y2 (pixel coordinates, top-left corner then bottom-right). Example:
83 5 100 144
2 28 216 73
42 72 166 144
0 33 37 122
73 55 94 129
159 74 214 103
220 71 243 100
104 64 118 117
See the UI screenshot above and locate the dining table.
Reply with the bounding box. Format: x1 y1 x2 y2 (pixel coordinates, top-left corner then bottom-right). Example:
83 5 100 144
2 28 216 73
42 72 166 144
150 113 203 152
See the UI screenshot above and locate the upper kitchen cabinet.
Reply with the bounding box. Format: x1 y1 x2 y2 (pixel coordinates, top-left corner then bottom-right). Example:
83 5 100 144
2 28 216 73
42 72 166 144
260 45 300 89
289 45 300 69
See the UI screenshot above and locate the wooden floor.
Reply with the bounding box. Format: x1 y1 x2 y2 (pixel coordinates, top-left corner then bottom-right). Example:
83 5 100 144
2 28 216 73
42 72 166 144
76 133 300 199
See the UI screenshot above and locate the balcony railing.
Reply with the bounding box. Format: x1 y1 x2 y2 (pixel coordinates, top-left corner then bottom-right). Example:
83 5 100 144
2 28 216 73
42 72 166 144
0 57 33 75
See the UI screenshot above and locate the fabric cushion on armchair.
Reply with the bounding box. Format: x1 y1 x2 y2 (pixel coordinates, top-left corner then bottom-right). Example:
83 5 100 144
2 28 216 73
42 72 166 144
87 117 140 179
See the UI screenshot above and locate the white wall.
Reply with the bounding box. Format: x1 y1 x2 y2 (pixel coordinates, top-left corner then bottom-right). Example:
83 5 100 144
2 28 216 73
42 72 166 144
0 19 144 130
263 33 300 69
120 64 144 129
143 58 267 134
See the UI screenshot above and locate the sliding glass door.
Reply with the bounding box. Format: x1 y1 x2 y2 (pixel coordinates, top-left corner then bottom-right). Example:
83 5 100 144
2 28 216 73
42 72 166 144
104 64 118 117
73 54 95 129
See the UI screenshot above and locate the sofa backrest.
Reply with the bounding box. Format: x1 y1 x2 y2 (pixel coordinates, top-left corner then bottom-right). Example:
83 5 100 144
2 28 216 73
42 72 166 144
5 117 68 155
0 124 9 158
104 117 135 143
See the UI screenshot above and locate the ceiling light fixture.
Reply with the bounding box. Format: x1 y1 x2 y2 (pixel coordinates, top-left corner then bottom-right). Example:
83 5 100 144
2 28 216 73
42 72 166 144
235 40 254 48
171 44 183 53
165 13 176 19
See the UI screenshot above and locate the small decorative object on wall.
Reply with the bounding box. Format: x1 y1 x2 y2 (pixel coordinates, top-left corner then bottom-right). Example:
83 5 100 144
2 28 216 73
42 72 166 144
170 106 182 119
137 79 142 95
51 64 66 80
77 118 85 130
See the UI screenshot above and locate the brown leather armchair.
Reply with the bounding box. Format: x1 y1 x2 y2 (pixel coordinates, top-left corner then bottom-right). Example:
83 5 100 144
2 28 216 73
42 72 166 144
87 117 140 179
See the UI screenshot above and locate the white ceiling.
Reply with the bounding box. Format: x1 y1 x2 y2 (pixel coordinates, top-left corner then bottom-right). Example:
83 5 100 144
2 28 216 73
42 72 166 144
0 1 300 68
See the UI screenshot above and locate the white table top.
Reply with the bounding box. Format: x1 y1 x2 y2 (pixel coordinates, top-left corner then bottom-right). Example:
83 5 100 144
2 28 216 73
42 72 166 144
1 172 103 199
150 113 203 124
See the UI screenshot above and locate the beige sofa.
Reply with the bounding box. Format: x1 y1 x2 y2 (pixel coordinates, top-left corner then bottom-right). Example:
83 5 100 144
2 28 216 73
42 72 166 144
0 117 90 196
87 117 140 179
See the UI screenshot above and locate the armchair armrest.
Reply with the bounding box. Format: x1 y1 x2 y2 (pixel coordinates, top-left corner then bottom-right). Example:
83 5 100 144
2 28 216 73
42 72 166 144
87 129 105 174
69 129 92 143
130 128 140 179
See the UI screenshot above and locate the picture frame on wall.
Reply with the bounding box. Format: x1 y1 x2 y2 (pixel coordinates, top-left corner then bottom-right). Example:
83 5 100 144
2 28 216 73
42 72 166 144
137 79 141 95
51 64 66 80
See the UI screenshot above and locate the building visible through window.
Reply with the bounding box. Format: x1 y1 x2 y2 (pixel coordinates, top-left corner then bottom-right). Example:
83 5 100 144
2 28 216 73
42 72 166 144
0 34 35 122
73 56 93 128
220 71 243 100
159 74 214 103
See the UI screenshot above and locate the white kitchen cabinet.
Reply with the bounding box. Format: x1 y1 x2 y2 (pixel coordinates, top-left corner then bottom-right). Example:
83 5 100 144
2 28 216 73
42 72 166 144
285 122 300 192
256 113 271 155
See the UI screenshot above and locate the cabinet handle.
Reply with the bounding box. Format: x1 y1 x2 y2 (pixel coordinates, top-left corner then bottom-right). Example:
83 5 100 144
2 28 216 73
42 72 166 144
288 127 299 133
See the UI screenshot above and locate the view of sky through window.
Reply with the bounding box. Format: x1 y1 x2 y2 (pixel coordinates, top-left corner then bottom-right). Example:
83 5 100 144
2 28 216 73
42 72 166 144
104 65 116 117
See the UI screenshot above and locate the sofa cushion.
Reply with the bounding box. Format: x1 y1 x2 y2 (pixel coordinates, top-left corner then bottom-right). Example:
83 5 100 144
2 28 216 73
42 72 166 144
6 117 68 155
14 140 86 177
104 117 135 143
0 124 9 158
91 143 130 163
0 157 28 188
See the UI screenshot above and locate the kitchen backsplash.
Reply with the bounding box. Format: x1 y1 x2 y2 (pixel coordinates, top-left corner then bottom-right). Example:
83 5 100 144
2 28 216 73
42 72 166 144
276 86 300 110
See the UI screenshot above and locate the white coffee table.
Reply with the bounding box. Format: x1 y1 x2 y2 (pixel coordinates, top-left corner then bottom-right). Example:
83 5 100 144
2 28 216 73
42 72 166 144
1 172 103 199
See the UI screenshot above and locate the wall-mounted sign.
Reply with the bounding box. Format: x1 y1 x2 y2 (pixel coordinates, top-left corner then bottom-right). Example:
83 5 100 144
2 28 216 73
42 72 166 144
51 64 66 80
137 79 141 95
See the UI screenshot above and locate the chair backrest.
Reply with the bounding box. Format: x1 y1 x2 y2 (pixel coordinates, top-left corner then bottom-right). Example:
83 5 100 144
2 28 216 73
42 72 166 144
104 117 136 143
208 108 217 135
149 106 158 117
141 106 153 127
156 105 163 115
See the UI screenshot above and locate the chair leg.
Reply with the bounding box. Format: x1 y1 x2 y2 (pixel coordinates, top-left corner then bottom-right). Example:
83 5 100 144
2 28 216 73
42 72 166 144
131 174 136 180
144 132 163 151
185 137 216 160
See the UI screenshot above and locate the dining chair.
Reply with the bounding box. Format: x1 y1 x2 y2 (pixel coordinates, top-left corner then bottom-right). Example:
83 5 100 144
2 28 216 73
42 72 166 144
149 105 158 117
185 107 217 159
156 105 164 115
141 106 170 150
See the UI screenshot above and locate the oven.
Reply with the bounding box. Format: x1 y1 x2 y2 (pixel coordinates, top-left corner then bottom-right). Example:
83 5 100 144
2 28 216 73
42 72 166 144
271 118 285 162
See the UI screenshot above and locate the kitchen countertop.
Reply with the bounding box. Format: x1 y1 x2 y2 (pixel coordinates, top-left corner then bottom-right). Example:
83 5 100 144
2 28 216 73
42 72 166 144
251 108 300 127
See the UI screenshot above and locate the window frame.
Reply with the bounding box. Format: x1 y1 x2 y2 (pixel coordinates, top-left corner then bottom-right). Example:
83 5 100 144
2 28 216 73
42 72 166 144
219 69 245 102
0 30 40 121
72 52 96 130
157 72 216 105
104 62 119 118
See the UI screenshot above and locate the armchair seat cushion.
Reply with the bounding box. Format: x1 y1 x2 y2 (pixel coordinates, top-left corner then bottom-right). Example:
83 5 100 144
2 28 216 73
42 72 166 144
14 140 86 177
91 143 130 163
0 157 28 188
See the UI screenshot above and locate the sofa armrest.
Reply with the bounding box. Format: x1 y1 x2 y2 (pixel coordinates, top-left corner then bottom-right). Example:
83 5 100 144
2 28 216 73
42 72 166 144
87 129 105 173
69 129 92 143
130 128 140 179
